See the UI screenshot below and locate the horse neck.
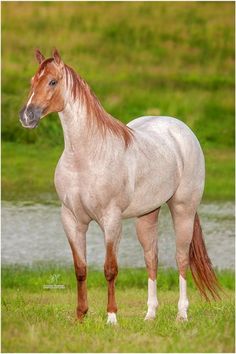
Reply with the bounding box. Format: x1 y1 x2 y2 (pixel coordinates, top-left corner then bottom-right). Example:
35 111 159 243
59 97 90 152
59 68 132 154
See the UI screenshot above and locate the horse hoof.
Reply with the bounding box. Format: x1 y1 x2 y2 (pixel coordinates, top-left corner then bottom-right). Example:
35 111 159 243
107 312 117 325
77 315 85 323
76 309 88 322
144 314 155 321
145 316 155 321
144 309 156 321
176 313 188 322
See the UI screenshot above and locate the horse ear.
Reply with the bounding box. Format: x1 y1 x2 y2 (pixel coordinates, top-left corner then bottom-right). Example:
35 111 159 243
35 48 45 64
53 48 62 66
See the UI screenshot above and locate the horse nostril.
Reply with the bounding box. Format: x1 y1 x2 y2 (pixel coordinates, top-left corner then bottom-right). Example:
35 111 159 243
27 109 34 121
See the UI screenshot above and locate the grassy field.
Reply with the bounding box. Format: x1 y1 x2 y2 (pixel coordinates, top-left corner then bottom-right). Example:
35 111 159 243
2 266 235 353
2 4 234 352
2 2 235 201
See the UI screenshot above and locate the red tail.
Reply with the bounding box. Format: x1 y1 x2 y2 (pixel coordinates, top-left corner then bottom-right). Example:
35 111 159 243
189 213 221 301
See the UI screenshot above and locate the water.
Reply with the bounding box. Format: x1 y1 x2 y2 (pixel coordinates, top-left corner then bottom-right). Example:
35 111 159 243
2 201 235 270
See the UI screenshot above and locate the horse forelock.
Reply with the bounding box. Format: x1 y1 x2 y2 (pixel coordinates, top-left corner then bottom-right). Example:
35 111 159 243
36 58 54 78
64 64 133 148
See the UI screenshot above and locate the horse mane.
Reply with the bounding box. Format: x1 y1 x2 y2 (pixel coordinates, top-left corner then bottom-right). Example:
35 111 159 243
36 58 54 76
64 64 133 148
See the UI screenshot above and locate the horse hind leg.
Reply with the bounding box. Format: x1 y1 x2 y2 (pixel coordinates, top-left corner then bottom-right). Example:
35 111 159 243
168 190 220 321
136 208 160 320
168 197 197 321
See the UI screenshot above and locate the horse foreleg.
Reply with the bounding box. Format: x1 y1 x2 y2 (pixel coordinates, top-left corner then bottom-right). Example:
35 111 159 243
61 205 89 320
102 211 122 325
136 208 160 320
104 242 119 324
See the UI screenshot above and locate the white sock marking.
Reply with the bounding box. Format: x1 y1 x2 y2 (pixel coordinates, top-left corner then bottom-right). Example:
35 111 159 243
145 278 158 320
177 275 189 320
107 312 117 325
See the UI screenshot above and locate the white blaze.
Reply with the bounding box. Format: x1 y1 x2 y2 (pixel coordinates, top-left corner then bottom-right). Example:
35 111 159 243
26 92 35 108
24 92 35 122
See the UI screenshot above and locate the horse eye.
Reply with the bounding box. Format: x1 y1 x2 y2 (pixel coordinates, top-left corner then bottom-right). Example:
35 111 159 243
49 79 57 86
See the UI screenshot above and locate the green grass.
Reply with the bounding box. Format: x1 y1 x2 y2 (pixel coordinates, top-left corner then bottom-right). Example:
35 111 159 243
1 2 235 201
2 142 60 202
2 266 235 353
204 148 234 200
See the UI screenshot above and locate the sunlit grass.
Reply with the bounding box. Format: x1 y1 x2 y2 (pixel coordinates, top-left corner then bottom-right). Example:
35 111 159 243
2 266 235 353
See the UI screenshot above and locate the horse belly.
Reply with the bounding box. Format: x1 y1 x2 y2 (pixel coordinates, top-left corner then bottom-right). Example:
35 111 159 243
122 172 178 218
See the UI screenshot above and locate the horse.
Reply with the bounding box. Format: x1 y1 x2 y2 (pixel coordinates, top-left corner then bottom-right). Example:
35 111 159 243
19 49 220 324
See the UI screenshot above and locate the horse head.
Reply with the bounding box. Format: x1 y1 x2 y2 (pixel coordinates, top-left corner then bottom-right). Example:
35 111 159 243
19 49 65 128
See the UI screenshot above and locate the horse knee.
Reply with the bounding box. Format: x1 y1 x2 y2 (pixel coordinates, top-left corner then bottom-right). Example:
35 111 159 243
104 261 118 281
104 243 118 281
75 264 87 282
104 265 118 281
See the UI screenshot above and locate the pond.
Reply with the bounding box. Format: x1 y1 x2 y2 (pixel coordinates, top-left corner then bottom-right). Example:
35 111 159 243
2 201 234 270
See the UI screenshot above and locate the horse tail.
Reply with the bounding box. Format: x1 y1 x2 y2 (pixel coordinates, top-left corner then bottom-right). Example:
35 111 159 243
189 213 221 301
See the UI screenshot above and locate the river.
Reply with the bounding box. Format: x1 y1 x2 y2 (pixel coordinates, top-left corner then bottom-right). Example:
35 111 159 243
2 201 234 270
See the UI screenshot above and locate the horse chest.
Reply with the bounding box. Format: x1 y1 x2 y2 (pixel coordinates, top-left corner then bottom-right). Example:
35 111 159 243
54 154 128 218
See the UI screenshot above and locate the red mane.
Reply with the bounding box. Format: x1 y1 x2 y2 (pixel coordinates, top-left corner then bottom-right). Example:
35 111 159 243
64 65 133 148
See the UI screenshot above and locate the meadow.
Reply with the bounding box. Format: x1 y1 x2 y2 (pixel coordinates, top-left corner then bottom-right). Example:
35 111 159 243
2 3 235 353
2 266 235 353
2 1 235 201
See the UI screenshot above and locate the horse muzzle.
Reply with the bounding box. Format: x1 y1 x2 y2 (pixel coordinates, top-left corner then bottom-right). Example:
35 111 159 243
19 104 43 129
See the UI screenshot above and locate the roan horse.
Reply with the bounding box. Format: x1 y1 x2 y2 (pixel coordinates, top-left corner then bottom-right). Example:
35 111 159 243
20 49 220 324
